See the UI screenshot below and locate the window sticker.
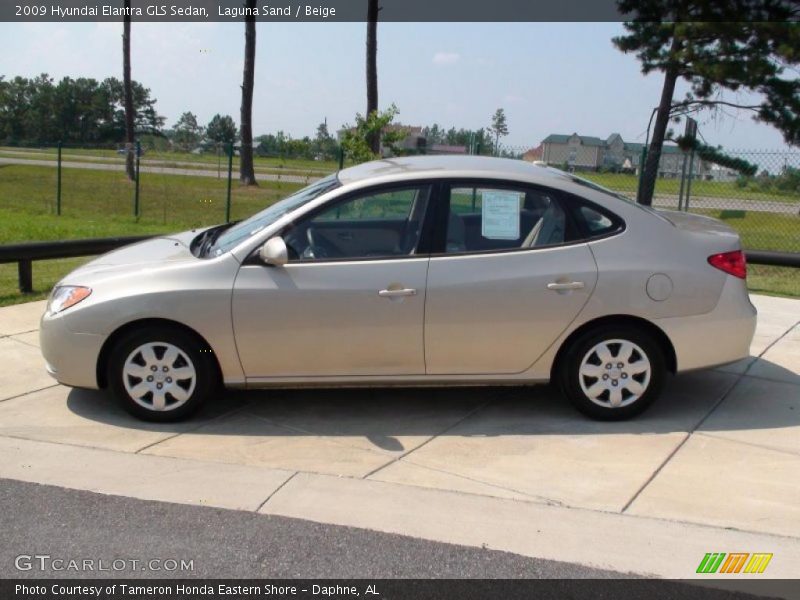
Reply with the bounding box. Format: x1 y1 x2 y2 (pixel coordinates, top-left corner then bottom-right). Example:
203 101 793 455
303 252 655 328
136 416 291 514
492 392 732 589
481 191 521 240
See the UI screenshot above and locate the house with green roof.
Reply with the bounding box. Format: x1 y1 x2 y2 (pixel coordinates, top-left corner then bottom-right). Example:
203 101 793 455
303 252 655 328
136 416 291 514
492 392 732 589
541 132 709 178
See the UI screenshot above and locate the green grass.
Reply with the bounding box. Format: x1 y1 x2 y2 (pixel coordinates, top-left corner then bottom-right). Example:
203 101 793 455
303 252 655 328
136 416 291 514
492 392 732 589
0 164 304 242
0 145 341 174
695 208 800 253
0 257 91 307
580 171 800 204
0 149 334 179
0 162 797 306
747 264 800 298
0 164 305 306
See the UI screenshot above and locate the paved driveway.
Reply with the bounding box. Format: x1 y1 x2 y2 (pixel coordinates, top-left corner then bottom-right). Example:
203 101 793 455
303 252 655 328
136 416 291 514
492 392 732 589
1 294 798 580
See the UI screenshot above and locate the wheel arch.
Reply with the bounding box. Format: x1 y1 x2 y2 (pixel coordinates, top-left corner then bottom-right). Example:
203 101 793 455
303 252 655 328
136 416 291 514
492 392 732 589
96 318 222 389
550 314 677 381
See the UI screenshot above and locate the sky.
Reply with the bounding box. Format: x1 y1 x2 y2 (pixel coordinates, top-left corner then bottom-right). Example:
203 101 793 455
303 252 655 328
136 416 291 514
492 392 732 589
0 21 793 151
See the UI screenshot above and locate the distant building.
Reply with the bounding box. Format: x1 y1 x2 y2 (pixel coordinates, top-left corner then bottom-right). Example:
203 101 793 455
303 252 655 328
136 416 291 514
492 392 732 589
429 144 468 154
385 125 426 153
541 132 709 178
709 164 739 182
337 124 425 156
522 144 543 162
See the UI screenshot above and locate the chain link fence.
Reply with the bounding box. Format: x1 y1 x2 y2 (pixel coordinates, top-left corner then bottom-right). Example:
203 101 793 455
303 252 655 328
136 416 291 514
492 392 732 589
0 139 797 301
488 143 799 297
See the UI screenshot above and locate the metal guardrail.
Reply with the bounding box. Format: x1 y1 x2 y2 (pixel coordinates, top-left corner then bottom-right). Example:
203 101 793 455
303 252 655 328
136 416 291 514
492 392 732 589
0 236 797 294
745 250 800 268
0 236 153 293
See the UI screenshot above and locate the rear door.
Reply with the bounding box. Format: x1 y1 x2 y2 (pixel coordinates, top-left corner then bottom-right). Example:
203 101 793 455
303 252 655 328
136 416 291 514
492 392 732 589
424 181 598 375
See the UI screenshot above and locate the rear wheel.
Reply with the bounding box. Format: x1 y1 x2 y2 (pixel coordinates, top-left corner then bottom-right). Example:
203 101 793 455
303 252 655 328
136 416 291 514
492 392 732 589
107 326 218 422
557 325 665 420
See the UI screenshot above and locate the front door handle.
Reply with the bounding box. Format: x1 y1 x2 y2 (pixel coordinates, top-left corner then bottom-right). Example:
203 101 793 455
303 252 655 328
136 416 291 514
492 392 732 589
378 288 417 298
547 281 585 291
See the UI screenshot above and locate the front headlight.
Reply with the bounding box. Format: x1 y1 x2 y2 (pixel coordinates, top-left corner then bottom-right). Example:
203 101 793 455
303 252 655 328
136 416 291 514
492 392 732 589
48 286 92 314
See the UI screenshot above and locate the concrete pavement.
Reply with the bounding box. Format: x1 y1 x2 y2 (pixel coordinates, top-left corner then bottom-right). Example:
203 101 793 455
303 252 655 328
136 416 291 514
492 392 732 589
0 295 798 582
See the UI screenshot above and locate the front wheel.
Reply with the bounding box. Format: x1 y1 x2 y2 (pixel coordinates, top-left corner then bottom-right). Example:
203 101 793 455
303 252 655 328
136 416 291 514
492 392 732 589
557 326 665 420
107 326 219 422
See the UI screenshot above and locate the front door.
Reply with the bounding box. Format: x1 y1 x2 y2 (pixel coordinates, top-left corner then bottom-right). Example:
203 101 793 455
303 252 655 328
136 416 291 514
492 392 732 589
232 184 433 378
424 182 598 375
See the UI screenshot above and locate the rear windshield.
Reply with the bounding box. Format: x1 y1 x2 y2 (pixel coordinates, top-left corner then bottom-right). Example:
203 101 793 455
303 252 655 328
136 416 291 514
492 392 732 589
548 168 669 221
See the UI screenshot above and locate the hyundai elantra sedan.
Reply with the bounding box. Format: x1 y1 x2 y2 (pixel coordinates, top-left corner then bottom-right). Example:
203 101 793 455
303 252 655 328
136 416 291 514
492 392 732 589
40 156 756 421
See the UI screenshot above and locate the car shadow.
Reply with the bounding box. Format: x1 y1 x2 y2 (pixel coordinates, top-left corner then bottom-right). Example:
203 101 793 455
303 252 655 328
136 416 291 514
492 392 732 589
65 358 800 451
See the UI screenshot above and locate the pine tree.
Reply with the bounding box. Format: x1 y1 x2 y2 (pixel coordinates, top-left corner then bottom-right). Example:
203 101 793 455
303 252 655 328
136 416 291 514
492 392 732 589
614 1 799 205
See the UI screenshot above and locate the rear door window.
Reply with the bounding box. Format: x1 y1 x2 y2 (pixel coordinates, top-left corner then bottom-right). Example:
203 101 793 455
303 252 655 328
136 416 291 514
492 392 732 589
444 184 573 253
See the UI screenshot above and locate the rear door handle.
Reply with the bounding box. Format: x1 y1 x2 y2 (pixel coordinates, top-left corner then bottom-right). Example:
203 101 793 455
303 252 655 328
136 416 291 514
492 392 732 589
378 288 417 298
547 281 585 291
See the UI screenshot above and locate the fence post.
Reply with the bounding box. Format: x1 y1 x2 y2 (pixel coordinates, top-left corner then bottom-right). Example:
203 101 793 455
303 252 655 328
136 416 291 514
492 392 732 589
684 147 696 212
56 141 62 216
225 142 234 223
18 260 33 294
133 140 141 218
636 146 647 204
677 151 689 211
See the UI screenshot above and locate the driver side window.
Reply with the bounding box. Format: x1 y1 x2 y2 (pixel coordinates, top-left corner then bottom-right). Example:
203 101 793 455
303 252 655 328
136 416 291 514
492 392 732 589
285 186 431 261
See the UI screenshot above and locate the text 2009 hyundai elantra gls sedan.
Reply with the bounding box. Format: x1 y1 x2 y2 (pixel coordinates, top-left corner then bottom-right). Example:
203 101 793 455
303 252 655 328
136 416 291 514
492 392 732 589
40 156 756 422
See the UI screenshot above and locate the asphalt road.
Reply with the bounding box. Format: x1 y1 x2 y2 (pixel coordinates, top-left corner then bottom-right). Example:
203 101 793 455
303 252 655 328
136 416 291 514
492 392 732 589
0 477 621 580
0 156 315 184
0 478 782 600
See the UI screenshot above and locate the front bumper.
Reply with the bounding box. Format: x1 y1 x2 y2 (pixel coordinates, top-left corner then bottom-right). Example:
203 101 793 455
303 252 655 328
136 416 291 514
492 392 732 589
40 310 106 389
654 276 757 372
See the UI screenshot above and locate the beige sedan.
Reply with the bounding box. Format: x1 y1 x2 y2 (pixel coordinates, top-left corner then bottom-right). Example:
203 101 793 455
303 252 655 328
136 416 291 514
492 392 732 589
40 156 756 421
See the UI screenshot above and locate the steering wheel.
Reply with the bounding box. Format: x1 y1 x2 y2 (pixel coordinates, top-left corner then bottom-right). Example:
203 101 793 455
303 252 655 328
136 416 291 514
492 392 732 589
306 227 336 259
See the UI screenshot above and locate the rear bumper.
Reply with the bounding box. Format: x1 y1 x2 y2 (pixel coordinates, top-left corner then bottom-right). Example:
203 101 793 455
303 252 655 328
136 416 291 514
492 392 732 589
654 276 757 372
40 310 105 389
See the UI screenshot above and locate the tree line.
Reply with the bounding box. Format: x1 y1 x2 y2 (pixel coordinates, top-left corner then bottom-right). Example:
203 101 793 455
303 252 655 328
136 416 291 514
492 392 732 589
0 74 162 145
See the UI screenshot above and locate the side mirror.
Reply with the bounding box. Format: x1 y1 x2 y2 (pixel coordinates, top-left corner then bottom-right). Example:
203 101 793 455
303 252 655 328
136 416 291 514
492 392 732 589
259 236 288 266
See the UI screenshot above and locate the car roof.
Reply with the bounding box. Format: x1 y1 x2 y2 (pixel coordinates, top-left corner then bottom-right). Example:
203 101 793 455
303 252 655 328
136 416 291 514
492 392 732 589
337 155 570 186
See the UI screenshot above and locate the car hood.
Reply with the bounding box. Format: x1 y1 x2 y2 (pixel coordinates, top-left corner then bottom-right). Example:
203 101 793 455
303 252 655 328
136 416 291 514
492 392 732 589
63 229 203 281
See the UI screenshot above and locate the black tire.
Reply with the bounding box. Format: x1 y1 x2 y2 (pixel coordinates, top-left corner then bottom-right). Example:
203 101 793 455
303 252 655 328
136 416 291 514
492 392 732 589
557 325 666 421
107 325 219 422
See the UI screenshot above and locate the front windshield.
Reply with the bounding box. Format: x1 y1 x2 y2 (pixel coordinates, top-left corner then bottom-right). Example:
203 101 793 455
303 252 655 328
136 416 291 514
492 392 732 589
209 174 340 256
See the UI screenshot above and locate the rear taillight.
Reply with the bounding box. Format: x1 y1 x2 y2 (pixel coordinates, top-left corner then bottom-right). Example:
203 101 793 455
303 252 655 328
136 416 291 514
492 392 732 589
708 250 747 279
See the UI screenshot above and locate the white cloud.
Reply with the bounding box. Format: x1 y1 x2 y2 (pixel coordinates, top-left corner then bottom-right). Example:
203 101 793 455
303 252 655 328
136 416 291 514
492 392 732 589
432 52 460 66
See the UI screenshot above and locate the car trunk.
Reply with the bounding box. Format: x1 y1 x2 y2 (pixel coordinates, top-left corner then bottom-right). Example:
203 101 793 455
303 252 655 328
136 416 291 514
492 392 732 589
656 210 742 253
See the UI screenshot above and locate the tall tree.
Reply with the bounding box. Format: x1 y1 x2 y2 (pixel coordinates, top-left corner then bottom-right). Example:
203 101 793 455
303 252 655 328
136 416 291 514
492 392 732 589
122 0 135 181
239 0 258 186
614 1 799 205
172 111 204 151
314 119 336 160
488 108 509 155
341 104 405 164
206 114 238 145
365 0 380 154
